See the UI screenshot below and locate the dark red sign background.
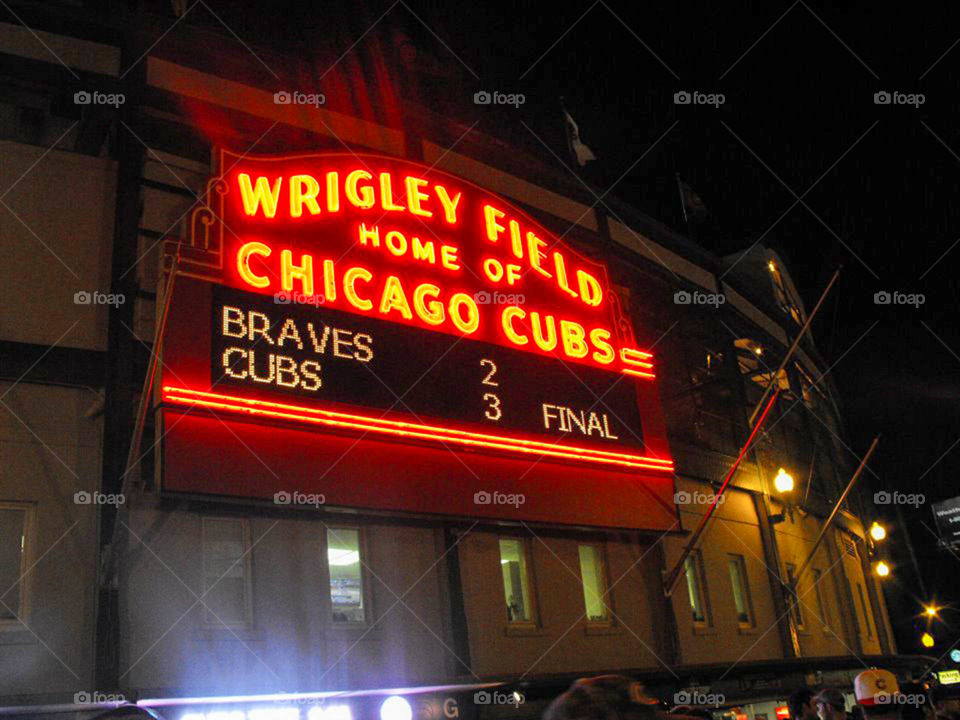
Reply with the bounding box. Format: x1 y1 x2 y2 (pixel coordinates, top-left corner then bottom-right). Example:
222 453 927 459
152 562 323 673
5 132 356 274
159 150 679 530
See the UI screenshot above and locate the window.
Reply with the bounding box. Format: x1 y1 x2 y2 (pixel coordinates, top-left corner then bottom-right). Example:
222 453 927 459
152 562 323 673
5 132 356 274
328 528 365 624
734 338 791 391
202 518 252 627
812 569 830 631
855 583 874 639
578 544 610 623
0 505 30 620
796 362 826 409
499 538 534 623
684 551 710 625
767 259 802 325
785 563 805 629
727 554 754 627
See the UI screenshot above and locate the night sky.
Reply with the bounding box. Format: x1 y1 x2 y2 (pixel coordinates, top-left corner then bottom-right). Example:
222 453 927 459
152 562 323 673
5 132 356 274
197 0 960 656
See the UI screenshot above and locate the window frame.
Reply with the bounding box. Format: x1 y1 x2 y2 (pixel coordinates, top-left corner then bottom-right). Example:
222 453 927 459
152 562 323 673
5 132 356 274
498 536 538 627
855 581 874 639
200 516 254 629
811 569 832 634
577 543 613 626
683 550 712 628
785 563 806 631
326 525 370 628
0 502 34 626
727 553 755 629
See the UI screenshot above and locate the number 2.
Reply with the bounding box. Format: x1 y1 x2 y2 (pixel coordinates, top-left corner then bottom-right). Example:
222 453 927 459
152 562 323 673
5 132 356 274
480 358 499 386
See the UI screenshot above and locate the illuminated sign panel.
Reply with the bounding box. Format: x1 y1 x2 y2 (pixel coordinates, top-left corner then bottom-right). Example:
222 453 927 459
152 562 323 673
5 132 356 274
939 669 960 685
160 150 677 529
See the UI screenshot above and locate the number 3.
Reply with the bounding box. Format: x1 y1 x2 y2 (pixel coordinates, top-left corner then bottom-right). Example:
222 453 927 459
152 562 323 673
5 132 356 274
483 393 502 421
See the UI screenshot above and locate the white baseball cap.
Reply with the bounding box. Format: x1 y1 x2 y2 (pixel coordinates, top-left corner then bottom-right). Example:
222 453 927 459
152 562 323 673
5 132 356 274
854 669 900 706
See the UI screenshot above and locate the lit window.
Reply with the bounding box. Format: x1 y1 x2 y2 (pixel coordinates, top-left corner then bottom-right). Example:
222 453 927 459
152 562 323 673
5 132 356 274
727 554 754 627
734 338 790 390
202 518 251 626
683 551 710 625
855 582 874 639
328 528 365 624
768 259 802 324
578 544 610 623
0 505 30 620
499 538 534 623
785 563 805 629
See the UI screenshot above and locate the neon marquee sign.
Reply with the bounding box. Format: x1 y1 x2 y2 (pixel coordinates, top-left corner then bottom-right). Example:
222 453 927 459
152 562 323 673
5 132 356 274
162 149 673 478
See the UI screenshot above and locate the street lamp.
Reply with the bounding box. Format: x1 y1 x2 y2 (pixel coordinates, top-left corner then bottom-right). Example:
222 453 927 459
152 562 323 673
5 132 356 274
869 522 886 541
875 561 890 577
774 468 794 494
924 605 939 618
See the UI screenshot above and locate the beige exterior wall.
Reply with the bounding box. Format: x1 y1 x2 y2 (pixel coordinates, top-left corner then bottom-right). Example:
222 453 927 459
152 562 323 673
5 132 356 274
0 140 116 351
666 479 783 665
0 381 102 696
772 509 862 657
119 502 452 695
459 530 670 677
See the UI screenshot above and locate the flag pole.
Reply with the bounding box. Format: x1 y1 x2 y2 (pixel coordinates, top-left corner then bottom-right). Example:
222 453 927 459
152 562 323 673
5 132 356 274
663 386 782 596
676 172 693 239
560 96 576 170
791 435 880 587
663 267 842 596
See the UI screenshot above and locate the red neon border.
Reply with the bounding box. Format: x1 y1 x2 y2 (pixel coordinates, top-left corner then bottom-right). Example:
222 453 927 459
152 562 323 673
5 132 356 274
162 386 674 472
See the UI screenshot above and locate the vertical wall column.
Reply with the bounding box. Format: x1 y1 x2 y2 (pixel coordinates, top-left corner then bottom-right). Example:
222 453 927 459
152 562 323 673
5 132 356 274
95 3 148 692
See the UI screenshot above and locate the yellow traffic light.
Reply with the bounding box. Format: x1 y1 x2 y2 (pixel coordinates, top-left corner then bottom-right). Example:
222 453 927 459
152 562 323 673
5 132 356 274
921 632 935 648
869 522 886 541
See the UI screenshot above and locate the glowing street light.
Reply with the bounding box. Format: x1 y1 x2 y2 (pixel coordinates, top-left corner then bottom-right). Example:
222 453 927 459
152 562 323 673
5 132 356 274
869 522 886 541
875 561 890 577
921 632 935 649
774 468 794 494
381 696 412 720
924 605 939 618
